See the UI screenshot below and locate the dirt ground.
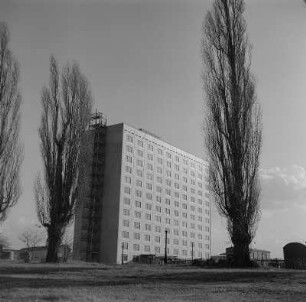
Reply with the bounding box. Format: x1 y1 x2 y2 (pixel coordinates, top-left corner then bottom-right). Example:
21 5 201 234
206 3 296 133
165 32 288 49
1 262 306 301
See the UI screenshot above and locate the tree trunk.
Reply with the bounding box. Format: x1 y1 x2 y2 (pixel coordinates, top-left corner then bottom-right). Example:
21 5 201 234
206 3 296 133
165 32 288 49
45 225 63 263
233 242 251 267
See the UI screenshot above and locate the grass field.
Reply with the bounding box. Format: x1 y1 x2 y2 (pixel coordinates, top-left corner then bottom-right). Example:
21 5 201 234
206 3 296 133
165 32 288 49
1 262 306 301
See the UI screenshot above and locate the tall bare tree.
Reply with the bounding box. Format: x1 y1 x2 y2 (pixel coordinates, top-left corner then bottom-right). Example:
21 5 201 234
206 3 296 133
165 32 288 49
35 56 92 262
202 0 262 267
0 22 22 222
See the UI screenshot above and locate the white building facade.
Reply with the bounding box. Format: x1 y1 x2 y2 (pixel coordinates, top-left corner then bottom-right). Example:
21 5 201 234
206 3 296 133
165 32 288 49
74 123 211 264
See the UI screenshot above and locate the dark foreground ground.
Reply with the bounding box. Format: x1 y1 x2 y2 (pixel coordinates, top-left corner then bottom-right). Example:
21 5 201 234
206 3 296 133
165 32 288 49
1 262 306 302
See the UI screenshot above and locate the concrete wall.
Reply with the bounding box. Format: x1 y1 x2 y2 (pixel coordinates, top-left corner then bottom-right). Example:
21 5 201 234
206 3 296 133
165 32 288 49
99 124 124 263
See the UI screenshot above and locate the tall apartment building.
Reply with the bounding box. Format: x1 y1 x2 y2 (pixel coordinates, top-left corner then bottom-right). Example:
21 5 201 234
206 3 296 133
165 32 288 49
73 118 211 264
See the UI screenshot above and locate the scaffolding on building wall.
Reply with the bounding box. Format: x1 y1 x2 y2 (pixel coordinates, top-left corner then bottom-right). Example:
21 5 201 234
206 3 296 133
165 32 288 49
80 111 107 262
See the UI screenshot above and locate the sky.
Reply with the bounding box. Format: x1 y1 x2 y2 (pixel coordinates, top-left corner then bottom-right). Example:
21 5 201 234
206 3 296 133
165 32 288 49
0 0 306 259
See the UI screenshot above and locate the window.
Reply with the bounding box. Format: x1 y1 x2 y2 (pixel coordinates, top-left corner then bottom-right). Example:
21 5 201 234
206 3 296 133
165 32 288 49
165 189 171 196
148 144 153 151
147 173 153 181
205 226 210 232
174 164 179 171
156 205 161 212
191 188 195 194
155 225 161 233
146 183 153 190
123 220 129 227
165 179 171 186
166 161 171 168
157 167 162 174
144 234 150 241
198 190 203 196
173 239 179 245
135 190 142 197
124 187 131 195
182 185 187 192
175 173 179 180
157 176 162 184
135 211 141 219
122 231 129 239
165 208 170 215
174 201 179 208
191 171 195 177
157 157 163 164
174 192 179 198
190 205 195 211
182 203 187 210
174 183 179 189
174 249 179 256
198 234 203 239
137 149 143 157
145 224 151 231
134 233 140 240
155 246 160 253
144 245 150 252
136 169 143 177
190 196 195 203
146 203 152 211
156 196 161 203
146 193 152 200
191 223 195 229
190 214 195 221
147 163 153 171
174 219 179 226
124 197 130 205
126 156 132 163
122 242 128 250
136 180 142 187
190 179 195 185
157 149 163 155
173 229 179 236
156 186 162 193
126 134 133 143
198 242 202 248
198 225 202 231
183 167 188 174
198 208 203 213
165 198 170 205
182 194 187 201
134 221 140 229
136 159 143 167
175 155 179 162
135 200 141 208
145 213 151 221
137 140 143 147
174 210 179 217
182 240 187 246
198 216 202 222
155 236 160 243
166 170 171 178
126 145 133 153
165 218 170 224
125 166 132 174
123 209 130 216
182 221 187 228
133 244 140 251
190 232 195 238
198 182 203 188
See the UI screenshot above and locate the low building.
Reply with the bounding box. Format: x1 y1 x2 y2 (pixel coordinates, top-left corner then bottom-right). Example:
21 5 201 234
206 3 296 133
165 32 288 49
18 245 71 263
226 247 271 267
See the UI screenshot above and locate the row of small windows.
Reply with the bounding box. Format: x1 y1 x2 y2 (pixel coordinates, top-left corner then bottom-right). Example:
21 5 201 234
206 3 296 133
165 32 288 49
121 227 210 241
121 211 210 231
126 155 205 179
124 198 208 212
125 199 208 215
125 133 207 172
125 174 206 191
122 243 210 255
124 186 208 202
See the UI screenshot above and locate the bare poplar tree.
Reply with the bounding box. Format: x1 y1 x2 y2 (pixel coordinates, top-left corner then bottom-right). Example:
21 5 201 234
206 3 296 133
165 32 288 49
35 56 92 262
202 0 262 267
0 22 22 222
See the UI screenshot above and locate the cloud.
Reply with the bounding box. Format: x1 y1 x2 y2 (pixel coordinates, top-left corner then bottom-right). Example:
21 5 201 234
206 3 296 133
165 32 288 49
260 165 306 210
